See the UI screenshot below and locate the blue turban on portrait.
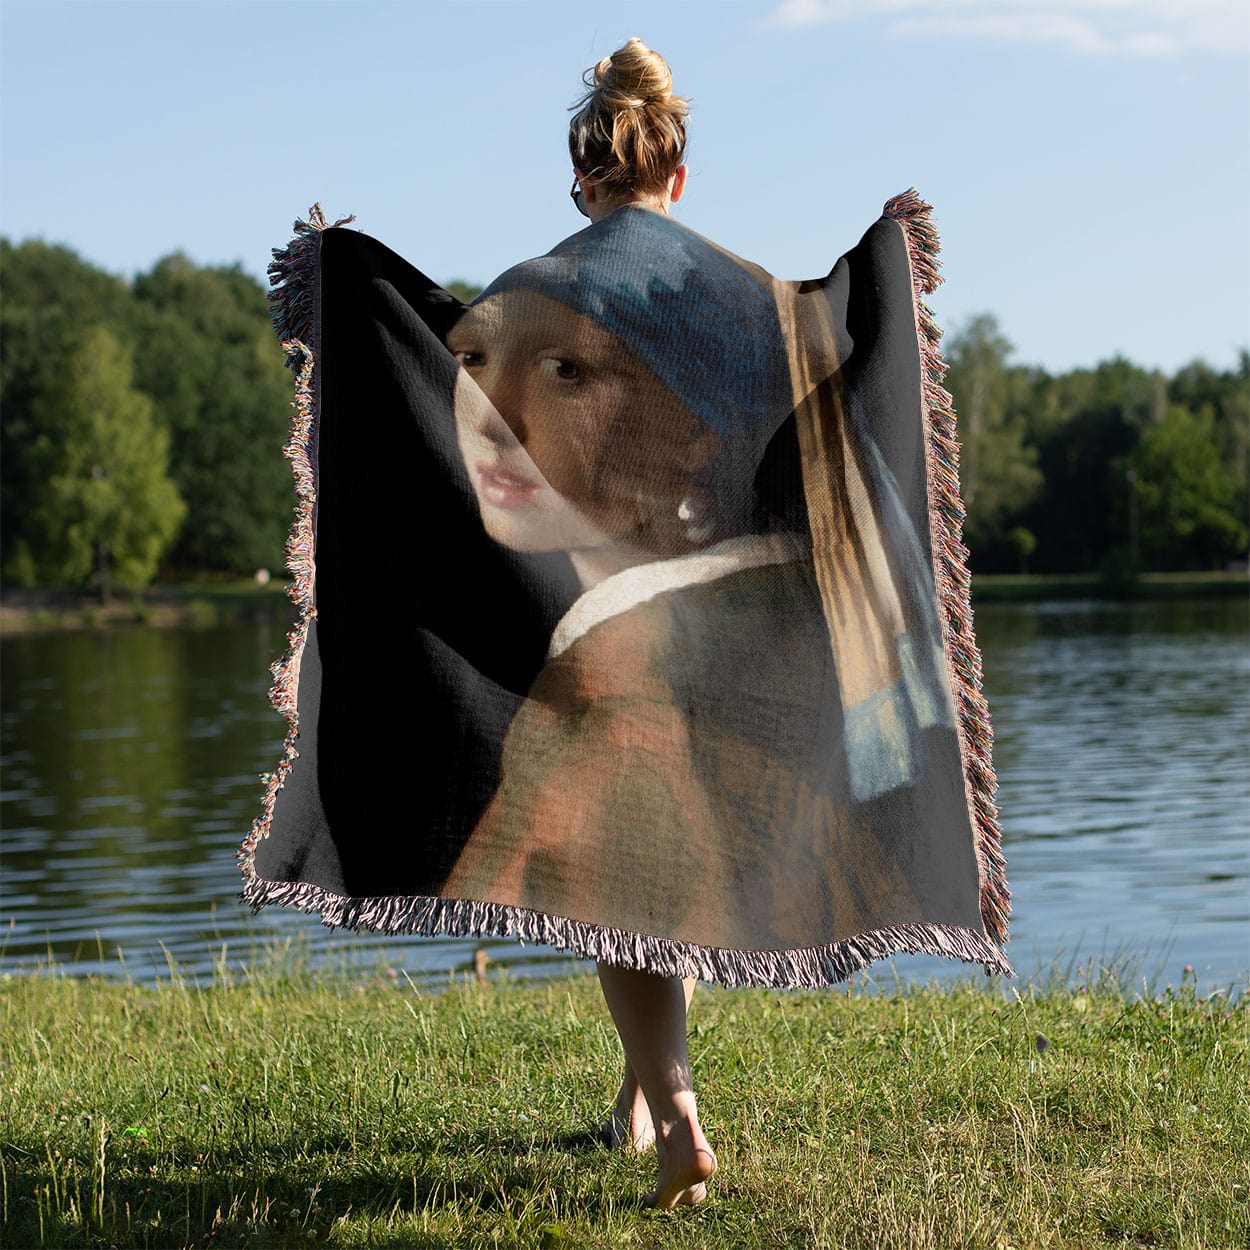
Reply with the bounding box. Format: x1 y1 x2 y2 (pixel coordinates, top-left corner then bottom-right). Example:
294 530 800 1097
474 207 795 445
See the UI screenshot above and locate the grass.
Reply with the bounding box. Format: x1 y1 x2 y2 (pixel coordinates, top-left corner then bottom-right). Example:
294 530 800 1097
1 956 1246 1250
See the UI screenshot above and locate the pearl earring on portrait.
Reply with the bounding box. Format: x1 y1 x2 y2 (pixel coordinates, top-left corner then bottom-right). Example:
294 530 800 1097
678 496 715 544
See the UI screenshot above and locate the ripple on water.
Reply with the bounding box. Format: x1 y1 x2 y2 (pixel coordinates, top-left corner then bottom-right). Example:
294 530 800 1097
1 604 1246 990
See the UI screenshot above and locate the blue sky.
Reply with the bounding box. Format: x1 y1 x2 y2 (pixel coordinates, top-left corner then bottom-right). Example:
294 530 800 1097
2 0 1246 374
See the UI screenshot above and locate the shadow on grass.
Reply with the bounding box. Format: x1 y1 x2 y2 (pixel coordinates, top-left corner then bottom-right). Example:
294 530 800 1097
5 1127 639 1250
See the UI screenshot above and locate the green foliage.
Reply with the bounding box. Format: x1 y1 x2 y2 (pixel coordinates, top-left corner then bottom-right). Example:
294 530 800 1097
1029 358 1167 573
1130 406 1247 569
19 327 184 594
943 317 1249 573
1006 526 1037 573
1 239 290 584
1169 352 1250 530
944 315 1043 555
443 278 483 304
131 255 293 573
1 237 1245 585
0 240 139 580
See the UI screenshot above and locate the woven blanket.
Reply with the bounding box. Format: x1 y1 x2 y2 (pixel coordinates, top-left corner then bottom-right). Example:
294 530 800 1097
238 192 1011 987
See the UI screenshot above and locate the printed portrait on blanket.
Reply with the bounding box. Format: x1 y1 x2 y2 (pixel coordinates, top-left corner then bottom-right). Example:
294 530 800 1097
447 292 723 574
437 208 979 951
240 196 1009 981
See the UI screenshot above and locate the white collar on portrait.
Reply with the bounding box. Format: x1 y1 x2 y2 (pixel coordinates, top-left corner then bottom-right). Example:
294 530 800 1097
547 532 807 661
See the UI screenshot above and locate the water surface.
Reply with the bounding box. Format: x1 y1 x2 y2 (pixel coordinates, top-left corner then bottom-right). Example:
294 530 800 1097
2 597 1246 993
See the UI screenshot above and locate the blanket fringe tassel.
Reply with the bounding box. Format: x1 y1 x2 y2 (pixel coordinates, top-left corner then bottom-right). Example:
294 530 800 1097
241 871 1012 987
238 206 341 885
266 203 355 362
239 199 1013 989
884 188 1011 950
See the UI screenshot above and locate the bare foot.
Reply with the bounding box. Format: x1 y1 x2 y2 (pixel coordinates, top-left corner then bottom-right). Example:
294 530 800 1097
644 1118 717 1210
601 1076 655 1151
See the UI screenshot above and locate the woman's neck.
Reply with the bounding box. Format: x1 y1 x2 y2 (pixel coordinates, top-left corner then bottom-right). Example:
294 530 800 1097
586 196 669 225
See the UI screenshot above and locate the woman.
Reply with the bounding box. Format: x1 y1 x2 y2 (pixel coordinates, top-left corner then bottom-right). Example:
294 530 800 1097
242 35 1010 1218
449 38 732 1207
443 36 964 1207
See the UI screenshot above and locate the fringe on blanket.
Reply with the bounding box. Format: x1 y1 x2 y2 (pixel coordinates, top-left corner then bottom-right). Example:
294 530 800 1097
238 198 1013 988
884 188 1010 948
266 203 355 355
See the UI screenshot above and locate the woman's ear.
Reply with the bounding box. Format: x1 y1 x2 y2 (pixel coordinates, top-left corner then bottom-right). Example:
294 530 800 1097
669 165 688 203
575 168 599 206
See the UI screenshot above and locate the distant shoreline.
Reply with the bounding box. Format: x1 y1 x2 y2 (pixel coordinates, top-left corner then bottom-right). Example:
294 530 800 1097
0 570 1245 635
968 569 1248 601
0 581 293 635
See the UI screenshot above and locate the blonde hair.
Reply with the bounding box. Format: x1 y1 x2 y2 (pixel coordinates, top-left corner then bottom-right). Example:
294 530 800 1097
568 37 688 198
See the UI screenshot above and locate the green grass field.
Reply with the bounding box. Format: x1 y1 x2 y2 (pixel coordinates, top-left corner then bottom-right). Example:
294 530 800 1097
2 955 1246 1249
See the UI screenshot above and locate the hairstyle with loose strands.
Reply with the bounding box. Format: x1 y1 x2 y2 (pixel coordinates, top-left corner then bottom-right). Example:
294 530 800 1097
568 37 689 198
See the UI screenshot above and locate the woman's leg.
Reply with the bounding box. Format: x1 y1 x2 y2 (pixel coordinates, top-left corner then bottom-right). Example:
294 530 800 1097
603 1056 655 1151
602 977 696 1151
596 964 717 1208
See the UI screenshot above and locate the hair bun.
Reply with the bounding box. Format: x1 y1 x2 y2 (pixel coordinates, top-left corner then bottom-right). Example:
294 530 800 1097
569 38 689 197
594 36 673 109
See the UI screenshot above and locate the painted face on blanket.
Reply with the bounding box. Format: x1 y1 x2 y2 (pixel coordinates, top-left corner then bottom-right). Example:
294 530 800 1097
448 289 721 578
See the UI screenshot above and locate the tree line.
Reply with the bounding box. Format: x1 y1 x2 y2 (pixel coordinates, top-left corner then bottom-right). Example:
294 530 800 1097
1 238 1245 594
2 240 296 595
945 315 1247 575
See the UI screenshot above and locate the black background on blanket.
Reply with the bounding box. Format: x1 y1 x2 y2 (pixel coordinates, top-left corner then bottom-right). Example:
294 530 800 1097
253 230 579 897
837 219 929 560
825 219 937 642
254 215 938 905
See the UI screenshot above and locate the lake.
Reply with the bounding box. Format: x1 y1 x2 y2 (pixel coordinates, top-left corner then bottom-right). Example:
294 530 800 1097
2 597 1246 994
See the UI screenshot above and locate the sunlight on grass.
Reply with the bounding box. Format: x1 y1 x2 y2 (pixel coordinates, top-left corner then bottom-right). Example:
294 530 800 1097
2 948 1246 1248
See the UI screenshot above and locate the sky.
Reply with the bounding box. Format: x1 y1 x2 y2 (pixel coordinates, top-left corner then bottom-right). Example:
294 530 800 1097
1 0 1247 376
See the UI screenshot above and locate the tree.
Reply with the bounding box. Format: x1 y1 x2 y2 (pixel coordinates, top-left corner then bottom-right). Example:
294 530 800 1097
443 279 483 304
1 239 139 580
24 327 185 596
1128 405 1246 570
1006 526 1037 574
943 315 1042 564
3 230 1243 587
131 256 293 573
1169 353 1250 534
1021 357 1162 573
